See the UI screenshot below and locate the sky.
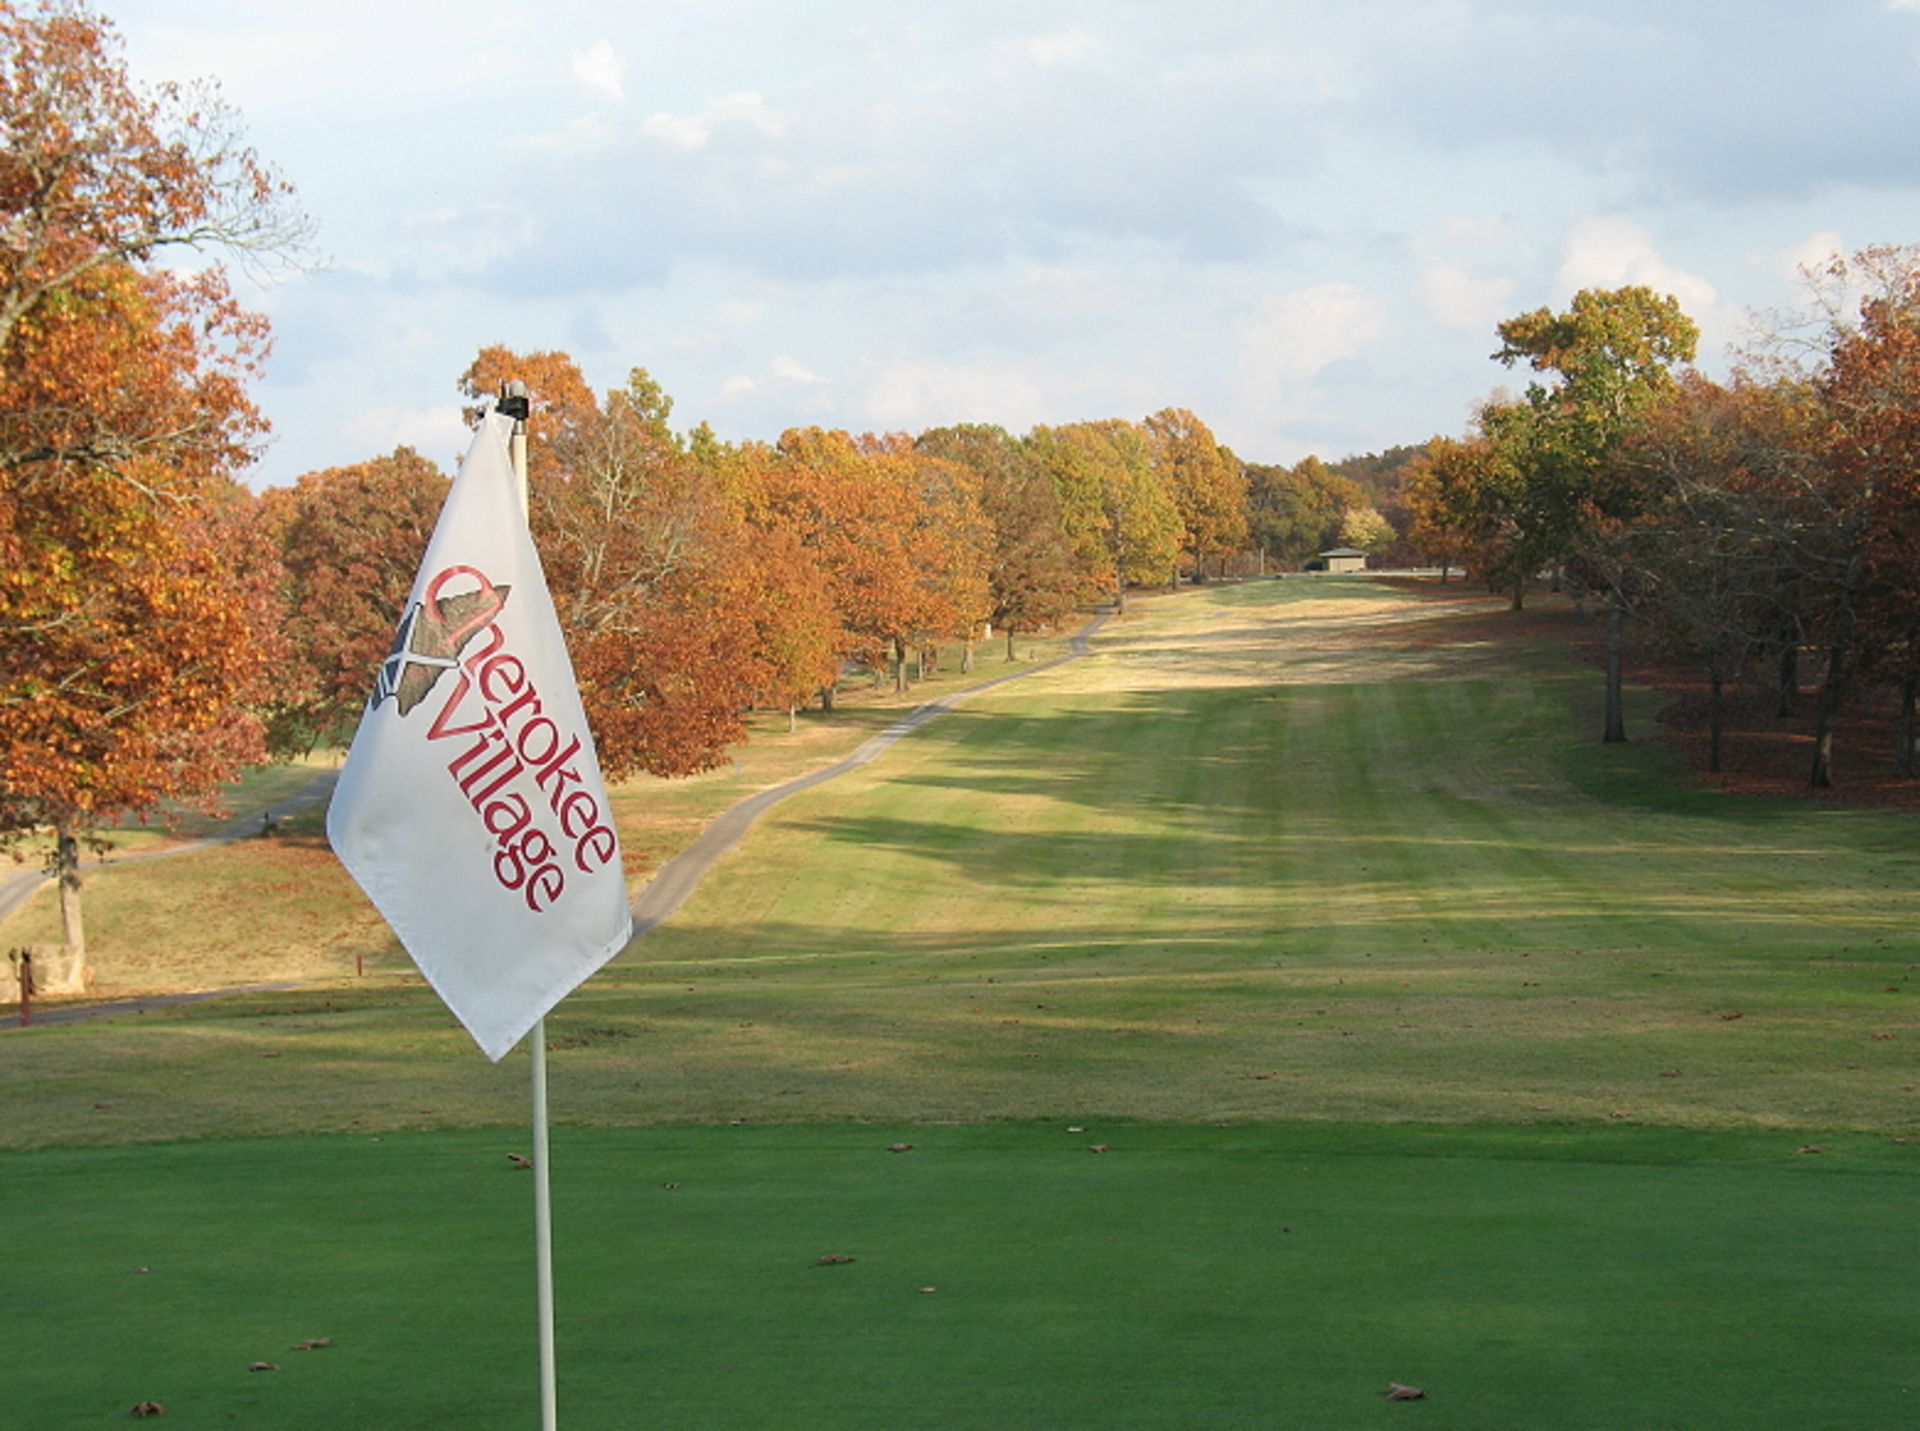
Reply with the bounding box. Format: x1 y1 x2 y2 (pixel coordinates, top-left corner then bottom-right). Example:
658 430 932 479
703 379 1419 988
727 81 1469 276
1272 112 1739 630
108 0 1920 488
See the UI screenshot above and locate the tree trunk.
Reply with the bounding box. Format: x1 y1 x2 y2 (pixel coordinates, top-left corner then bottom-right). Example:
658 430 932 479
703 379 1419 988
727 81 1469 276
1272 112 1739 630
1708 666 1725 774
1811 560 1860 789
1898 667 1916 780
962 639 974 675
1006 627 1017 661
1439 563 1451 584
1603 592 1627 744
894 637 909 695
1257 546 1266 578
1114 578 1127 615
1510 582 1524 612
53 820 88 994
787 703 797 734
1811 647 1846 788
819 684 835 713
1776 642 1798 718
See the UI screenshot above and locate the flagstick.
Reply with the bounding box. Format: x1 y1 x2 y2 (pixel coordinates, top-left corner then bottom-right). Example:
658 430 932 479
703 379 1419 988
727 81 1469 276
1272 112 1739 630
505 380 559 1431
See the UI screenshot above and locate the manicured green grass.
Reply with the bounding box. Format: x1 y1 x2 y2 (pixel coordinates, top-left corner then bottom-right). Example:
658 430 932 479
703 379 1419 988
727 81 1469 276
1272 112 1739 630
5 579 1918 1427
4 1123 1912 1429
4 580 1917 1142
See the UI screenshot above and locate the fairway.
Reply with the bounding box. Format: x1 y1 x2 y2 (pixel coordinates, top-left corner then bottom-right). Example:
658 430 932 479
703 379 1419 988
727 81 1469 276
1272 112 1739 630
5 578 1918 1426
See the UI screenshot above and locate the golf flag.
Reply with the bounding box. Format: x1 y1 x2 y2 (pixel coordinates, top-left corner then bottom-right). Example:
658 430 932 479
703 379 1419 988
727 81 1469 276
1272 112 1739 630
327 408 633 1061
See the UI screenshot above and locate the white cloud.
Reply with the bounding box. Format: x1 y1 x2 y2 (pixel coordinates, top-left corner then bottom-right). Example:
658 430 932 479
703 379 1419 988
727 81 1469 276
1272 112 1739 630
341 403 468 459
396 203 538 280
770 354 826 385
1419 260 1515 333
860 358 1047 432
1023 28 1098 65
1557 216 1717 315
1236 281 1389 388
569 39 625 105
721 374 759 396
643 92 788 150
1770 229 1845 282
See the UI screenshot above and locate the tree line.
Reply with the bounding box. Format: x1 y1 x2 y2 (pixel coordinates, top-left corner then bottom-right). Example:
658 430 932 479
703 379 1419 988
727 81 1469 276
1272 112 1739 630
1402 256 1920 788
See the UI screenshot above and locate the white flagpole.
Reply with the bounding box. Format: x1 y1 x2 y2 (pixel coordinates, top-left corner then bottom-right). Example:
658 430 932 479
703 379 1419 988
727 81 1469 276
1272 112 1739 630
504 379 559 1431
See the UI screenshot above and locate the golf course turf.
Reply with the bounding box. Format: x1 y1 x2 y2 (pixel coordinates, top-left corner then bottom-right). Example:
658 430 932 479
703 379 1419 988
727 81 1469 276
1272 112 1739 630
3 578 1916 1426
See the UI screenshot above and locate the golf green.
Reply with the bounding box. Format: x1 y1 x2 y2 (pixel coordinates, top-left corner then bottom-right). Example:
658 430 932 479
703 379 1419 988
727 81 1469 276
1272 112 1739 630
5 1123 1913 1428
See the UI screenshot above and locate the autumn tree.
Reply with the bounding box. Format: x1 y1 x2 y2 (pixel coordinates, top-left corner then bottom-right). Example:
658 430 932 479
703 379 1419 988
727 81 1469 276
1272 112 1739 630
527 361 763 776
1490 287 1699 722
1619 377 1818 771
1807 246 1920 781
0 3 302 991
1141 407 1247 582
1028 420 1180 613
916 423 1078 660
265 447 448 752
1405 441 1489 587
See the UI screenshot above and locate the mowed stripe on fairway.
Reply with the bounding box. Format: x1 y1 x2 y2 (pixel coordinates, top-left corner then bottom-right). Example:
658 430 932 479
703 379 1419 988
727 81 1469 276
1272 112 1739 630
2 577 1916 1144
595 578 1920 1130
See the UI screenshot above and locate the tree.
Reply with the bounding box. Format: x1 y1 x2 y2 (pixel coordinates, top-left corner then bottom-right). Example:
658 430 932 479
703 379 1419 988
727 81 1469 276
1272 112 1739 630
1812 247 1920 781
1494 283 1699 571
1740 245 1920 785
0 3 299 991
1141 407 1247 582
266 447 448 752
916 424 1078 660
536 366 761 777
1622 377 1813 771
1030 420 1180 612
1401 441 1477 581
1337 505 1394 553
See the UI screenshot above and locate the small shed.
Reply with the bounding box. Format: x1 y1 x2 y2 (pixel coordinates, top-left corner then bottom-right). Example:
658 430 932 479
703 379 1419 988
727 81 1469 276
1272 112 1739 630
1317 547 1368 574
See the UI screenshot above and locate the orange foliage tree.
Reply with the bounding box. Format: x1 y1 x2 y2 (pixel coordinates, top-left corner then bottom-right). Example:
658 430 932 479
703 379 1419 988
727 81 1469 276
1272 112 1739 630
455 350 764 776
1 2 303 990
265 447 449 751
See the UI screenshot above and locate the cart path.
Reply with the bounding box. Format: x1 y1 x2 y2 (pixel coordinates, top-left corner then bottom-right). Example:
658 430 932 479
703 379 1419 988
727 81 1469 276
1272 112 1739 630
5 615 1108 1027
0 772 341 929
627 613 1107 937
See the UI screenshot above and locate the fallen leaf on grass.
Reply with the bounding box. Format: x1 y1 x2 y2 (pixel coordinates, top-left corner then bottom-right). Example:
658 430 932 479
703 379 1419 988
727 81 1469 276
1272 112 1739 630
1088 1144 1112 1153
1797 1144 1830 1155
1251 1071 1278 1081
249 1362 279 1373
1872 1032 1895 1041
887 1143 915 1153
1385 1383 1426 1401
662 1182 680 1190
1608 1110 1631 1120
1659 1070 1680 1078
917 1286 938 1294
816 1254 856 1266
1066 1126 1085 1133
290 1338 332 1351
1719 1011 1744 1021
506 1154 532 1169
134 1266 149 1274
130 1402 166 1417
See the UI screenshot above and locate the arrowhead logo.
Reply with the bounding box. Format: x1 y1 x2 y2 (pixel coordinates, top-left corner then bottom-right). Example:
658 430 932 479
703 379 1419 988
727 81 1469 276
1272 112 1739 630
370 565 513 717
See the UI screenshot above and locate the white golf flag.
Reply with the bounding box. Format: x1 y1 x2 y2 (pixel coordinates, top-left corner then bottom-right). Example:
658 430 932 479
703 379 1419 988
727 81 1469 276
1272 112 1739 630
327 409 633 1060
